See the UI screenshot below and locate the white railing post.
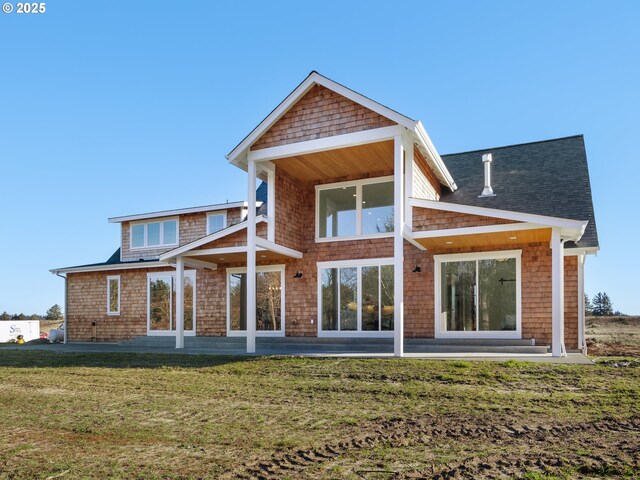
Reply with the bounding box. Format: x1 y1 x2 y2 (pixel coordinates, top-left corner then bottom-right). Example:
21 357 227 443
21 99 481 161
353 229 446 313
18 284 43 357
175 256 184 349
247 158 257 354
394 135 405 357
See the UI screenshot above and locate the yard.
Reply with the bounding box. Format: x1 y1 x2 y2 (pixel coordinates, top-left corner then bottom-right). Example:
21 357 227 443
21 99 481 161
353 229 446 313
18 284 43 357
0 350 638 479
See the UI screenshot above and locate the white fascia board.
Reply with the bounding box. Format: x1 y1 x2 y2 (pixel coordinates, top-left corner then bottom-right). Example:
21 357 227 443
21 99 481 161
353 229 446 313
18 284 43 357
564 246 600 256
255 237 303 259
226 71 416 167
50 262 172 275
108 201 262 224
247 125 402 163
158 215 266 261
414 122 457 192
409 197 588 233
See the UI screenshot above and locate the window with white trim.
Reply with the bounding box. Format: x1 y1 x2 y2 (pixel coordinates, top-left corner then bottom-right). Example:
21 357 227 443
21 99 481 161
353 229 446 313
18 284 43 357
435 251 521 338
207 212 227 235
107 275 120 315
318 259 394 334
130 218 178 249
316 177 394 241
227 265 284 336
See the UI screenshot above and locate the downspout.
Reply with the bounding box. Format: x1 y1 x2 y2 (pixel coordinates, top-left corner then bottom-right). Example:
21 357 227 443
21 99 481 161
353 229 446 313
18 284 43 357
55 273 68 344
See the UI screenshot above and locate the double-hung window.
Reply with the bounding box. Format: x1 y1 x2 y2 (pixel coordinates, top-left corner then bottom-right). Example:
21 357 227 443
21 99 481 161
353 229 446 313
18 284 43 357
316 177 394 241
131 218 179 249
318 259 394 336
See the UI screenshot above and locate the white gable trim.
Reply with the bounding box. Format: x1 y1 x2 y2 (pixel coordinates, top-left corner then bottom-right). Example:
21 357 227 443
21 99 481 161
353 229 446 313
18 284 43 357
108 201 261 223
226 72 415 165
158 215 266 261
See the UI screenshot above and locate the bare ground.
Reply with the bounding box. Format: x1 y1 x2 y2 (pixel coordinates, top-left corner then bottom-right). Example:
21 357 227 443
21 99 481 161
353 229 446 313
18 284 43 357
587 315 640 357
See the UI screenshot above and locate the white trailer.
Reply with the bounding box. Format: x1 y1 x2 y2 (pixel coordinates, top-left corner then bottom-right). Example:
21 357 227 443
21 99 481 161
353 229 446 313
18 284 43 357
0 320 40 343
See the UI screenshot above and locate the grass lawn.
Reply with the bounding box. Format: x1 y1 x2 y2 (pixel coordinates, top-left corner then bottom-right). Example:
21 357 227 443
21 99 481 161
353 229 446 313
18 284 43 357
0 351 638 479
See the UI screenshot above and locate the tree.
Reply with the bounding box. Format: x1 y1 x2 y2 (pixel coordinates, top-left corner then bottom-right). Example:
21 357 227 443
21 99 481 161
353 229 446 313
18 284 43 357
592 292 613 316
46 304 63 320
584 293 593 316
0 311 10 320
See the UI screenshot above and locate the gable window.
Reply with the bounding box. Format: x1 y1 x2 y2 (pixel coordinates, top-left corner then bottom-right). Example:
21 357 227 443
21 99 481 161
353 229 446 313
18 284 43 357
207 212 227 235
318 258 394 336
316 177 394 241
107 275 120 315
434 251 521 339
131 218 179 249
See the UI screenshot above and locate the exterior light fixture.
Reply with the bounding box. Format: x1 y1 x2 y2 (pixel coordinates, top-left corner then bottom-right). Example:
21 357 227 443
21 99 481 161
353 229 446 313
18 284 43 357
412 265 421 273
294 271 303 278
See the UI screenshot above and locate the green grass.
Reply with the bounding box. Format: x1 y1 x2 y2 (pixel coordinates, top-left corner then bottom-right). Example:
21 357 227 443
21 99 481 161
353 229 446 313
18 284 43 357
0 351 638 479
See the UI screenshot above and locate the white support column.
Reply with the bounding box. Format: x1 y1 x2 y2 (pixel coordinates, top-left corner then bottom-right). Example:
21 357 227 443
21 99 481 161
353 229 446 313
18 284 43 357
393 135 405 357
577 254 586 353
404 138 414 229
551 228 565 357
175 256 184 349
267 165 276 242
246 158 257 354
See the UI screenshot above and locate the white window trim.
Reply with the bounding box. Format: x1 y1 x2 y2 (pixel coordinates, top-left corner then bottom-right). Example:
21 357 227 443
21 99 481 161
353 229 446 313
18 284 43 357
433 250 522 339
106 275 120 316
315 176 394 242
146 270 196 336
130 217 180 250
317 257 395 338
206 211 228 235
226 264 285 337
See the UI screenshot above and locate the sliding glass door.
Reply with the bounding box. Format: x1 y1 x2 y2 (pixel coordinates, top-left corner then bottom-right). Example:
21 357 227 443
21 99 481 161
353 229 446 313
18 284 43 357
436 251 521 338
147 271 195 335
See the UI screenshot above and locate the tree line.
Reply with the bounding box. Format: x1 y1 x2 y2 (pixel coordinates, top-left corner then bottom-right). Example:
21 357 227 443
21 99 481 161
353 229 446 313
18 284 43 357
0 304 63 321
585 292 625 316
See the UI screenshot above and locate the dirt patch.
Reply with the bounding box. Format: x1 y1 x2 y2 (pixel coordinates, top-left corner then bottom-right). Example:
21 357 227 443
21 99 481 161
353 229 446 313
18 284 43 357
587 315 640 357
234 415 640 479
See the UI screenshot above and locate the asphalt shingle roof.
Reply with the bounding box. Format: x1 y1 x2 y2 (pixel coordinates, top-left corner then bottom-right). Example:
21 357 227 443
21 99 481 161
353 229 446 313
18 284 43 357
439 135 598 249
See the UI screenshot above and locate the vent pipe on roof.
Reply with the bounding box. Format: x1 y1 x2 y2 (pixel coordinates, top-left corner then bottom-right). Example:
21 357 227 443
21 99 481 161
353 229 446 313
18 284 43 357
479 153 496 197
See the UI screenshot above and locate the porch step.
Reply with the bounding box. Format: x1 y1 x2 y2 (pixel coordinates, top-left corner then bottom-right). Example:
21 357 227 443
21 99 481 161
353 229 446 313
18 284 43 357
121 336 549 354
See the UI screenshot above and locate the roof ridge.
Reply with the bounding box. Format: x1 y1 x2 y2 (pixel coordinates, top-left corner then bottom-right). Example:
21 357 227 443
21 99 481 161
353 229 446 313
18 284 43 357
442 134 584 157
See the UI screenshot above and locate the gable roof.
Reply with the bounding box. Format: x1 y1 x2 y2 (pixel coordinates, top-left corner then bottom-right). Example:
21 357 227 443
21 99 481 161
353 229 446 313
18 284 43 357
108 200 259 223
439 135 599 249
225 71 457 191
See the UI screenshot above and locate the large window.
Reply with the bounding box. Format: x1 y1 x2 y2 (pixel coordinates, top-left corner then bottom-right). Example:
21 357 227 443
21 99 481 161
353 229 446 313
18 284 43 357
227 266 284 336
131 218 178 249
435 251 521 338
107 275 120 315
207 212 227 235
319 259 394 335
316 177 394 241
147 271 195 334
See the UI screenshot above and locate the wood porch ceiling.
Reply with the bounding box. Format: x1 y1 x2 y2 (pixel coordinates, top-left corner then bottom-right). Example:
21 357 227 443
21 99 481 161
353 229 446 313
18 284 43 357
415 227 552 250
272 140 393 182
185 249 292 266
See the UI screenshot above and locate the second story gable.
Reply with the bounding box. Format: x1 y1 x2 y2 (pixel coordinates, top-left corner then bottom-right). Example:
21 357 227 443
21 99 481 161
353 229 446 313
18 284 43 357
109 201 257 261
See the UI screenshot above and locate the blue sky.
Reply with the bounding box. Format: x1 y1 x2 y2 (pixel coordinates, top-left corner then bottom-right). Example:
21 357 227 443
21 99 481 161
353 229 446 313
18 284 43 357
0 1 638 315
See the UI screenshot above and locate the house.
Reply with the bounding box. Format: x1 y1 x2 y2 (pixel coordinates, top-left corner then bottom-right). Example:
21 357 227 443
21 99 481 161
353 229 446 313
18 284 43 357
51 72 598 357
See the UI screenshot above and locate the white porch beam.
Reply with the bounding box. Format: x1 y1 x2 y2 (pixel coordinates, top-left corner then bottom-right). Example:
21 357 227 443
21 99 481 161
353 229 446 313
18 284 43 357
393 135 405 357
255 237 303 259
411 222 548 240
404 135 414 229
402 225 426 251
247 125 402 163
551 228 566 357
175 256 185 349
267 165 275 242
578 254 586 353
246 159 257 354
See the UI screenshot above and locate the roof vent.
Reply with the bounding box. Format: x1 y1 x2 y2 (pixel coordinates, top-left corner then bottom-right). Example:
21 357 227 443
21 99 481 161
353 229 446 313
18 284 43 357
479 153 496 197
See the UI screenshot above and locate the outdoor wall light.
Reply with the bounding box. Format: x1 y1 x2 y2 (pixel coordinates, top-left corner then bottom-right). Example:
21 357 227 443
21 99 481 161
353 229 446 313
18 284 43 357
294 271 303 278
412 265 421 273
